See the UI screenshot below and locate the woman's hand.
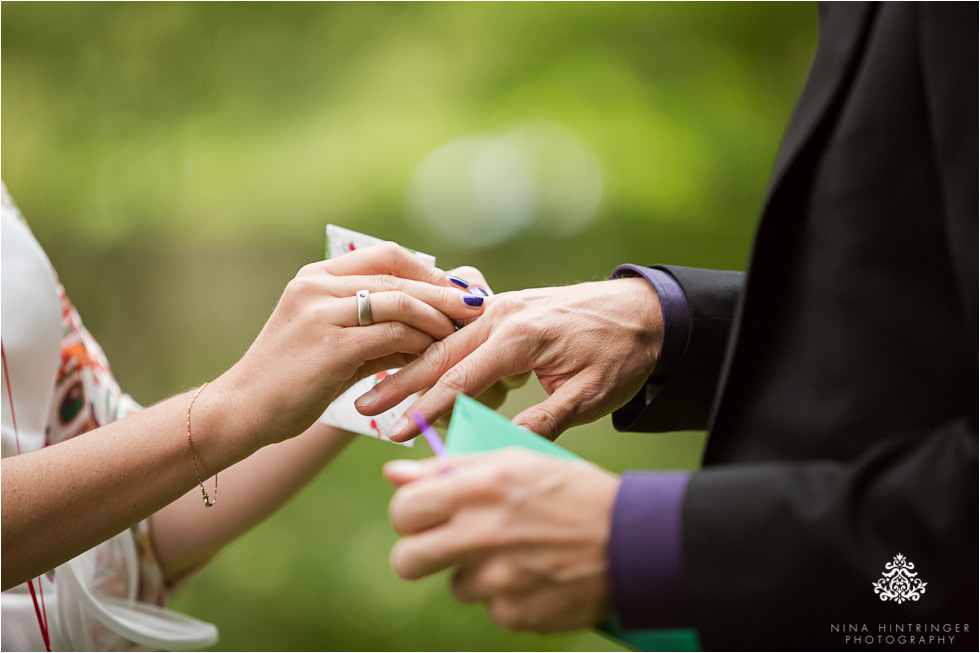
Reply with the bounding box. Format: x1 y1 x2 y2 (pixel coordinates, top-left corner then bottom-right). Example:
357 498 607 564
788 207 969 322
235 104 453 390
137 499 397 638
3 241 487 589
152 256 509 582
210 242 489 449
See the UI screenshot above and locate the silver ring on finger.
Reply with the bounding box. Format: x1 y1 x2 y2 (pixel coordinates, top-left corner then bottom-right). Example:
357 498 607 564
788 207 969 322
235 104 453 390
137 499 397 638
356 290 374 326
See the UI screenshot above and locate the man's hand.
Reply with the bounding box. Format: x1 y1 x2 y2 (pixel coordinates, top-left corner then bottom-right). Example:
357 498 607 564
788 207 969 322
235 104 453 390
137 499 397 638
385 449 619 633
432 266 531 424
355 277 664 441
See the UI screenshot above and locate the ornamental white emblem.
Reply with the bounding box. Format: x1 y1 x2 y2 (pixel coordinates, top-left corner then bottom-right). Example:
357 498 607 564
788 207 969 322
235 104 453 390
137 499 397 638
872 553 927 604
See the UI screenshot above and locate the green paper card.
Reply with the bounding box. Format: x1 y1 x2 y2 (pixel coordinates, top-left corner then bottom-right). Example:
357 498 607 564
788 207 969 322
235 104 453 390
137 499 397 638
445 394 581 460
445 395 700 652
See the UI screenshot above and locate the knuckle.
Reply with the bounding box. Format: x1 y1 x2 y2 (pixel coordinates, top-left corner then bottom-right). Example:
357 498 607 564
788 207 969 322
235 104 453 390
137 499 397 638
379 241 404 257
482 300 508 323
295 262 320 279
469 465 509 501
284 276 317 301
505 317 537 341
438 364 471 397
391 290 413 315
424 339 457 375
378 368 407 393
381 320 400 340
489 600 527 632
481 561 518 593
377 273 404 292
486 463 513 489
487 291 524 316
530 405 563 439
382 320 412 344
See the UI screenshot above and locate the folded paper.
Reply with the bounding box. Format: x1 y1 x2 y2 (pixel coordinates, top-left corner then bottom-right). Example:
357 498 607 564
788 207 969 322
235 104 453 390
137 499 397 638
317 225 435 444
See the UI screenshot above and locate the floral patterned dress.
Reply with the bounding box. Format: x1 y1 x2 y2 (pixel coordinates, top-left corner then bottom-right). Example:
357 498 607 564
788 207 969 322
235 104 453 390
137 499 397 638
1 184 216 651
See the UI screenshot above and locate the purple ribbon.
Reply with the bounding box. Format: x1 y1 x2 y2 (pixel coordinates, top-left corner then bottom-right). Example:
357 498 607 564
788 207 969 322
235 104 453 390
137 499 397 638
413 412 447 458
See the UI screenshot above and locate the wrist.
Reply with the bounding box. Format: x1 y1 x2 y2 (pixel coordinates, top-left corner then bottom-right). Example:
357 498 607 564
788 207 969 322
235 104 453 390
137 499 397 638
192 371 268 469
612 276 664 372
609 266 691 380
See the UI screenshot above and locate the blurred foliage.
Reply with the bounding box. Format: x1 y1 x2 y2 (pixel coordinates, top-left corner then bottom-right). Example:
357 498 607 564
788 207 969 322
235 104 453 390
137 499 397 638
2 2 815 651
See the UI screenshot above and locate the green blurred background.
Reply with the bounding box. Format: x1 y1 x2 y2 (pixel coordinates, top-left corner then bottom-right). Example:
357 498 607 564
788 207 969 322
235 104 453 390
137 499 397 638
2 2 815 650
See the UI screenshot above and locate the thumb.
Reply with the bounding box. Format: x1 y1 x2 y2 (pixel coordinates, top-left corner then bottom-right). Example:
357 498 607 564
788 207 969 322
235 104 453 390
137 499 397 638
510 379 589 441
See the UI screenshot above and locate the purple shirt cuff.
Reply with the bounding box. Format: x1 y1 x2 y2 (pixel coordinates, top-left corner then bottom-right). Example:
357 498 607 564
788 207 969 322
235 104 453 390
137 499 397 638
610 265 691 378
608 472 690 629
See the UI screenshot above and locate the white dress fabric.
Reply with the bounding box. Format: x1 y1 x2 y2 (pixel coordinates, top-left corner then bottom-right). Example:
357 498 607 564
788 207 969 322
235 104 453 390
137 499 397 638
1 184 218 651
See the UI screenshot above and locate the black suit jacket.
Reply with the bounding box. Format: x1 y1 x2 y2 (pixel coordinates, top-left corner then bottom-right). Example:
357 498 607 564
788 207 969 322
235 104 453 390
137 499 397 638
615 3 977 650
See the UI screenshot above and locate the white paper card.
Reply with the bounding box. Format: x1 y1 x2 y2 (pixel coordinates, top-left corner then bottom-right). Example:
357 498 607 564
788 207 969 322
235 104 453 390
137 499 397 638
318 225 435 445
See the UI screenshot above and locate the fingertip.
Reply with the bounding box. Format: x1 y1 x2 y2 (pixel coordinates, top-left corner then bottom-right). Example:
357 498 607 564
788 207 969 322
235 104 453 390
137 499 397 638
384 459 424 484
510 412 553 440
388 415 413 442
446 265 485 287
389 539 408 578
448 275 471 289
389 536 428 581
462 293 485 309
354 387 380 412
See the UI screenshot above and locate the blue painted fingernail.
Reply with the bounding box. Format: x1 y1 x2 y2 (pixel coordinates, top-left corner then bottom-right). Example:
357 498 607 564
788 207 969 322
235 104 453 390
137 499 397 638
471 287 489 297
463 294 484 307
448 276 470 289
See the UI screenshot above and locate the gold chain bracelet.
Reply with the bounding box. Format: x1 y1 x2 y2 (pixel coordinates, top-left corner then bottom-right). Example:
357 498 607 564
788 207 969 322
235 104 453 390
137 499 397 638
186 382 217 508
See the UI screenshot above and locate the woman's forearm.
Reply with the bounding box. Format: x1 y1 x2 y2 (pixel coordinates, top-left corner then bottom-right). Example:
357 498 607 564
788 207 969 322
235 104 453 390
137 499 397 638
0 380 259 591
149 422 357 582
1 245 486 592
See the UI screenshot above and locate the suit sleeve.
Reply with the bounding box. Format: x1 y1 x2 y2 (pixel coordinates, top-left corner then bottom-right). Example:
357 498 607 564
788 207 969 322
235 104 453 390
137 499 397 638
684 6 979 649
685 421 978 649
612 265 744 433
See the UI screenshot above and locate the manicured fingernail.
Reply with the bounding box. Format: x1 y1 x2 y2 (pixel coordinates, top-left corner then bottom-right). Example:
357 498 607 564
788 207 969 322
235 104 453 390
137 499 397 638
389 415 409 439
448 276 470 289
463 294 484 308
471 287 489 297
354 388 379 409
